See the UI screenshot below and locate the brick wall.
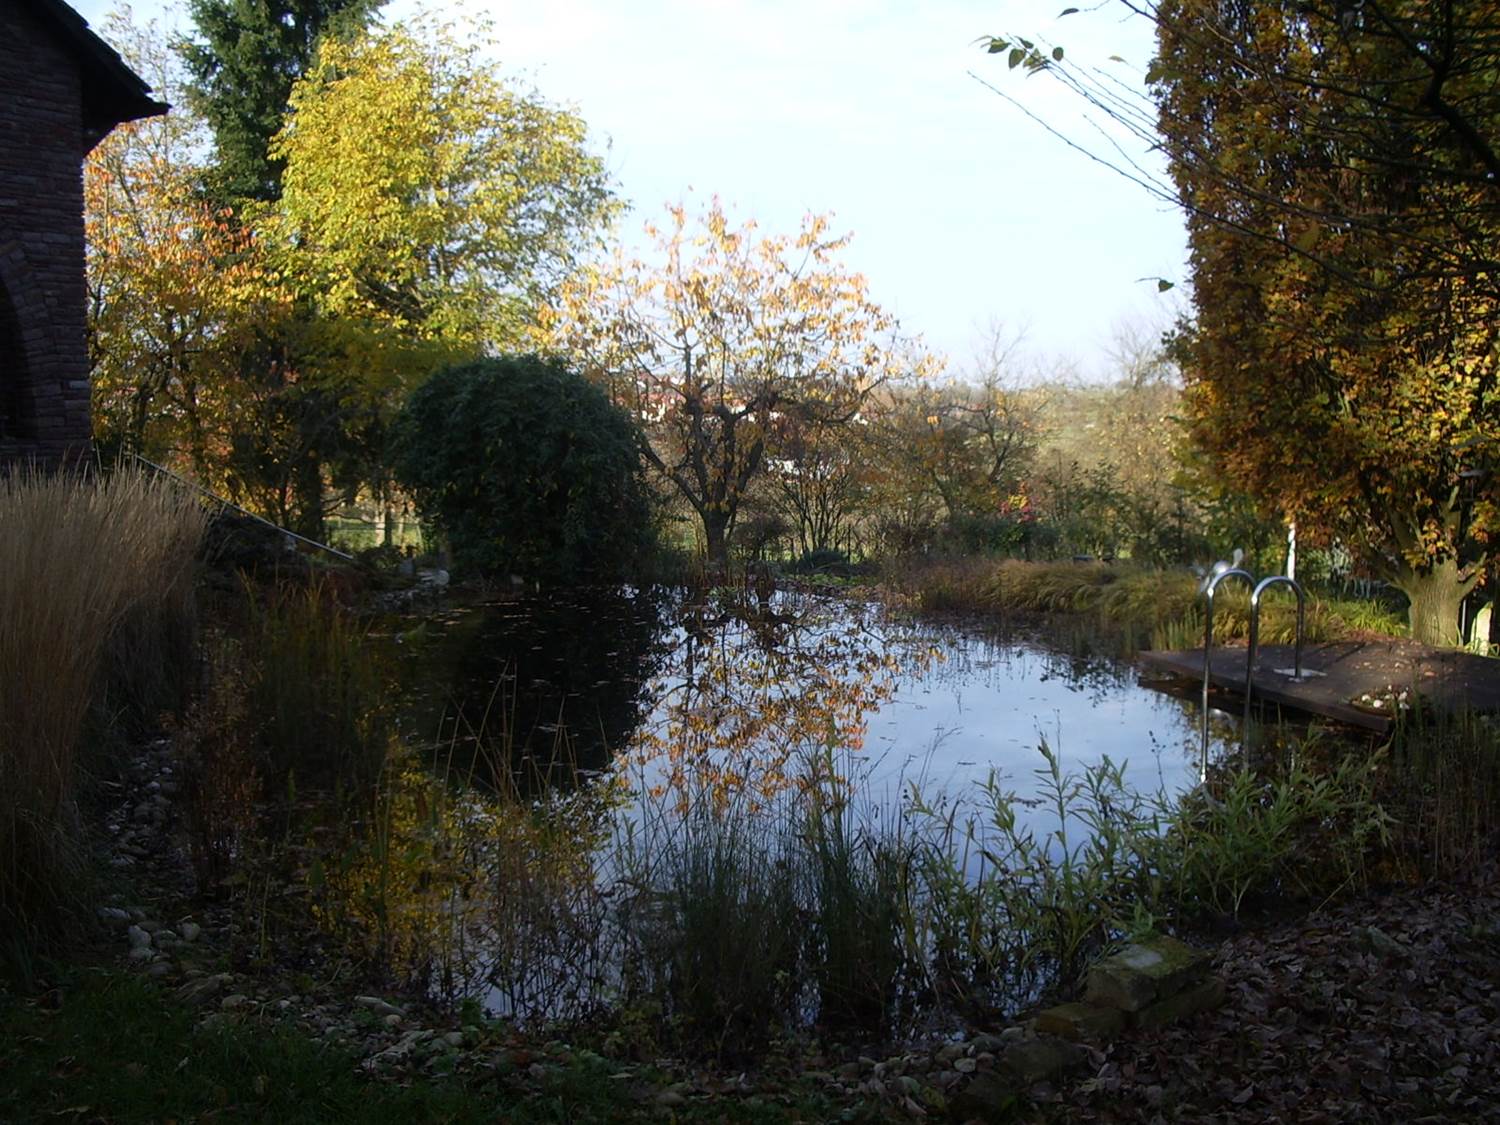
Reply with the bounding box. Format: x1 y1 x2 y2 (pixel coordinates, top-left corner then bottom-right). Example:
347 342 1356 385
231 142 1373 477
0 1 92 466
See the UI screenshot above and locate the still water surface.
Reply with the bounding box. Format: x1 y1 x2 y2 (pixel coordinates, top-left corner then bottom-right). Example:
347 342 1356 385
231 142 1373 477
371 585 1238 1021
390 586 1220 808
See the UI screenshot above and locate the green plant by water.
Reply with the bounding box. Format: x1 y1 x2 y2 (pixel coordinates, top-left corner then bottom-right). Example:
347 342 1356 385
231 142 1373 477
247 715 1413 1059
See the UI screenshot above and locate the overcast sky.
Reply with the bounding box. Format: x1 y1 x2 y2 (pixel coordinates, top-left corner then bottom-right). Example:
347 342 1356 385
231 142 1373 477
72 0 1190 380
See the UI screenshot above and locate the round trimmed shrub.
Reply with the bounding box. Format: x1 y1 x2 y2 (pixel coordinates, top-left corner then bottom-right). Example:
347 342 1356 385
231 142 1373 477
391 355 655 582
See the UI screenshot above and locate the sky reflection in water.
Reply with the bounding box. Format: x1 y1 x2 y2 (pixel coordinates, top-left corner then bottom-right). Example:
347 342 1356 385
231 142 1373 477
396 587 1219 811
377 587 1232 1019
866 621 1208 805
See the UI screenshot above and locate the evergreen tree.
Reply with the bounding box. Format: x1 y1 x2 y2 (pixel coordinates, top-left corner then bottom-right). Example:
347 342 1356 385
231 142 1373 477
179 0 384 203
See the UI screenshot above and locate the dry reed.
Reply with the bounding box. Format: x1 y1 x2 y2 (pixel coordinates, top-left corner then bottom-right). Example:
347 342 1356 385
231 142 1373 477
906 558 1404 648
0 465 207 965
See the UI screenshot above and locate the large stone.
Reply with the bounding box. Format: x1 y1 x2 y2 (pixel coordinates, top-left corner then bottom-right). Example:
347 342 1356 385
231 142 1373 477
968 1032 1007 1054
997 1035 1089 1083
354 995 404 1019
1132 976 1226 1030
364 1028 433 1071
175 973 230 1006
1085 936 1212 1012
1035 1001 1127 1040
1362 926 1409 960
949 1072 1018 1121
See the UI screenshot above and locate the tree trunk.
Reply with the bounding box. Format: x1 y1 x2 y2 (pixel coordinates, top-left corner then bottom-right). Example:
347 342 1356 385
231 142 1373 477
1395 556 1470 647
291 454 325 542
702 510 732 579
1489 564 1500 650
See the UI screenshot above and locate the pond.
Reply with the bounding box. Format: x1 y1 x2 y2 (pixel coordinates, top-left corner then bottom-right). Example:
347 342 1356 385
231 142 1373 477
283 591 1266 1038
389 586 1219 814
270 582 1376 1041
340 585 1246 1030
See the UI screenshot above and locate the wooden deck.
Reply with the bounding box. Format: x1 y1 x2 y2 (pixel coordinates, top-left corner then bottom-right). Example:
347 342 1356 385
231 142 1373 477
1138 639 1500 731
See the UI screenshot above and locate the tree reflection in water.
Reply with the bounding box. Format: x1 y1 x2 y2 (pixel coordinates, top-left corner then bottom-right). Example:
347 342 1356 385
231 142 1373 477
324 588 938 1014
624 589 938 809
303 588 1252 1028
390 586 673 793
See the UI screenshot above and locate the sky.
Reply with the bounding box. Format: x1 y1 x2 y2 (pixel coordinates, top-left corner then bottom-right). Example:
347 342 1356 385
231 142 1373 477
71 0 1190 380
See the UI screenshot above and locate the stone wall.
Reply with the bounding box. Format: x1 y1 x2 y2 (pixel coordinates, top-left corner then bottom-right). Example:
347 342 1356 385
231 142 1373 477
0 1 92 465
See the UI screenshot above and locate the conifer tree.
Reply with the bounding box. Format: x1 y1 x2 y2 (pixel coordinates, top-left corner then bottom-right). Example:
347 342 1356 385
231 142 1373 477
180 0 384 203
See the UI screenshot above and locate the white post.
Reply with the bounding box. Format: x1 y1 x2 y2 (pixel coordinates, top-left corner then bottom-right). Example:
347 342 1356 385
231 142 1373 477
1285 521 1297 581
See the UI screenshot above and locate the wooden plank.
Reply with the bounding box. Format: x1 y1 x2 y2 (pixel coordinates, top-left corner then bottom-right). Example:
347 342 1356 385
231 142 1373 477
1139 639 1500 730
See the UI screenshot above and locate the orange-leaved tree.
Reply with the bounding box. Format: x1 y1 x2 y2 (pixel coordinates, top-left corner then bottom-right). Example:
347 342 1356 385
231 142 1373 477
1152 0 1500 644
542 199 936 571
85 14 290 488
979 2 1500 641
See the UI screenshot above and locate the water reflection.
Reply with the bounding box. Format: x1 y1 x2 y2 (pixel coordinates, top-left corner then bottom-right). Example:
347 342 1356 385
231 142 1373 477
854 617 1212 805
317 588 1246 1026
309 748 618 1010
387 588 1224 808
625 590 937 806
388 586 673 791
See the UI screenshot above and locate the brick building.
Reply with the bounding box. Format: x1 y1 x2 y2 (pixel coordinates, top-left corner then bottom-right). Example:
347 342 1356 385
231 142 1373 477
0 0 164 465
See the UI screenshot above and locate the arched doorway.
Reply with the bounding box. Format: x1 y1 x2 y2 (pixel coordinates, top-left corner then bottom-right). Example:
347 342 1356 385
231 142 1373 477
0 273 30 442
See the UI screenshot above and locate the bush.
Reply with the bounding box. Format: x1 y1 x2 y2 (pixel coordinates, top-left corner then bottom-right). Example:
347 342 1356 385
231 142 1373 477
940 512 1035 557
788 547 852 575
391 356 655 582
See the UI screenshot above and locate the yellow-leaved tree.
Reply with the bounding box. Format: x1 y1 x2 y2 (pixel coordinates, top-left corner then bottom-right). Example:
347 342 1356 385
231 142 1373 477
1151 0 1500 644
543 199 937 570
270 19 620 351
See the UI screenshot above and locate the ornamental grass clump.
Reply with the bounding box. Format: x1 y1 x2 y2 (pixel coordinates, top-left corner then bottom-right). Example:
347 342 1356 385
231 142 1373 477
612 777 806 1057
1382 709 1500 878
0 465 206 973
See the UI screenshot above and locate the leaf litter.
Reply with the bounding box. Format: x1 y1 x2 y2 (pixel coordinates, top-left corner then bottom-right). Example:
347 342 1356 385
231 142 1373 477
1032 876 1500 1122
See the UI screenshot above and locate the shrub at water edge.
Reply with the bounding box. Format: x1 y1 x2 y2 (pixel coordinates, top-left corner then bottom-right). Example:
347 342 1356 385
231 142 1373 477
391 355 656 583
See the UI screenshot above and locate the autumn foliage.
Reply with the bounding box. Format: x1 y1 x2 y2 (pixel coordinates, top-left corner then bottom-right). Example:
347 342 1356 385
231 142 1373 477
1153 0 1500 643
543 199 938 569
271 22 617 349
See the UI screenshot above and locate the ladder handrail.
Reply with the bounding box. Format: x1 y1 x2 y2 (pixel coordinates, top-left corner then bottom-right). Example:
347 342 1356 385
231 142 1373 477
130 454 355 562
1197 568 1310 777
1200 566 1255 781
1242 575 1307 750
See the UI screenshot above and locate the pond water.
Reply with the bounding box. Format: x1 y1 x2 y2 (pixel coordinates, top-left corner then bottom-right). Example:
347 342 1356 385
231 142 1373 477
353 585 1243 1025
389 586 1221 816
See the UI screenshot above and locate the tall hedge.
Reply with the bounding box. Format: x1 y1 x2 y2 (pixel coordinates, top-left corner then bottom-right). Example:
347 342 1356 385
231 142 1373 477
391 355 654 582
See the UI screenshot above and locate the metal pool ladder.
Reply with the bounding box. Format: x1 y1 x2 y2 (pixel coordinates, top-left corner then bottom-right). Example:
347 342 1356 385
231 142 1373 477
1198 568 1308 781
